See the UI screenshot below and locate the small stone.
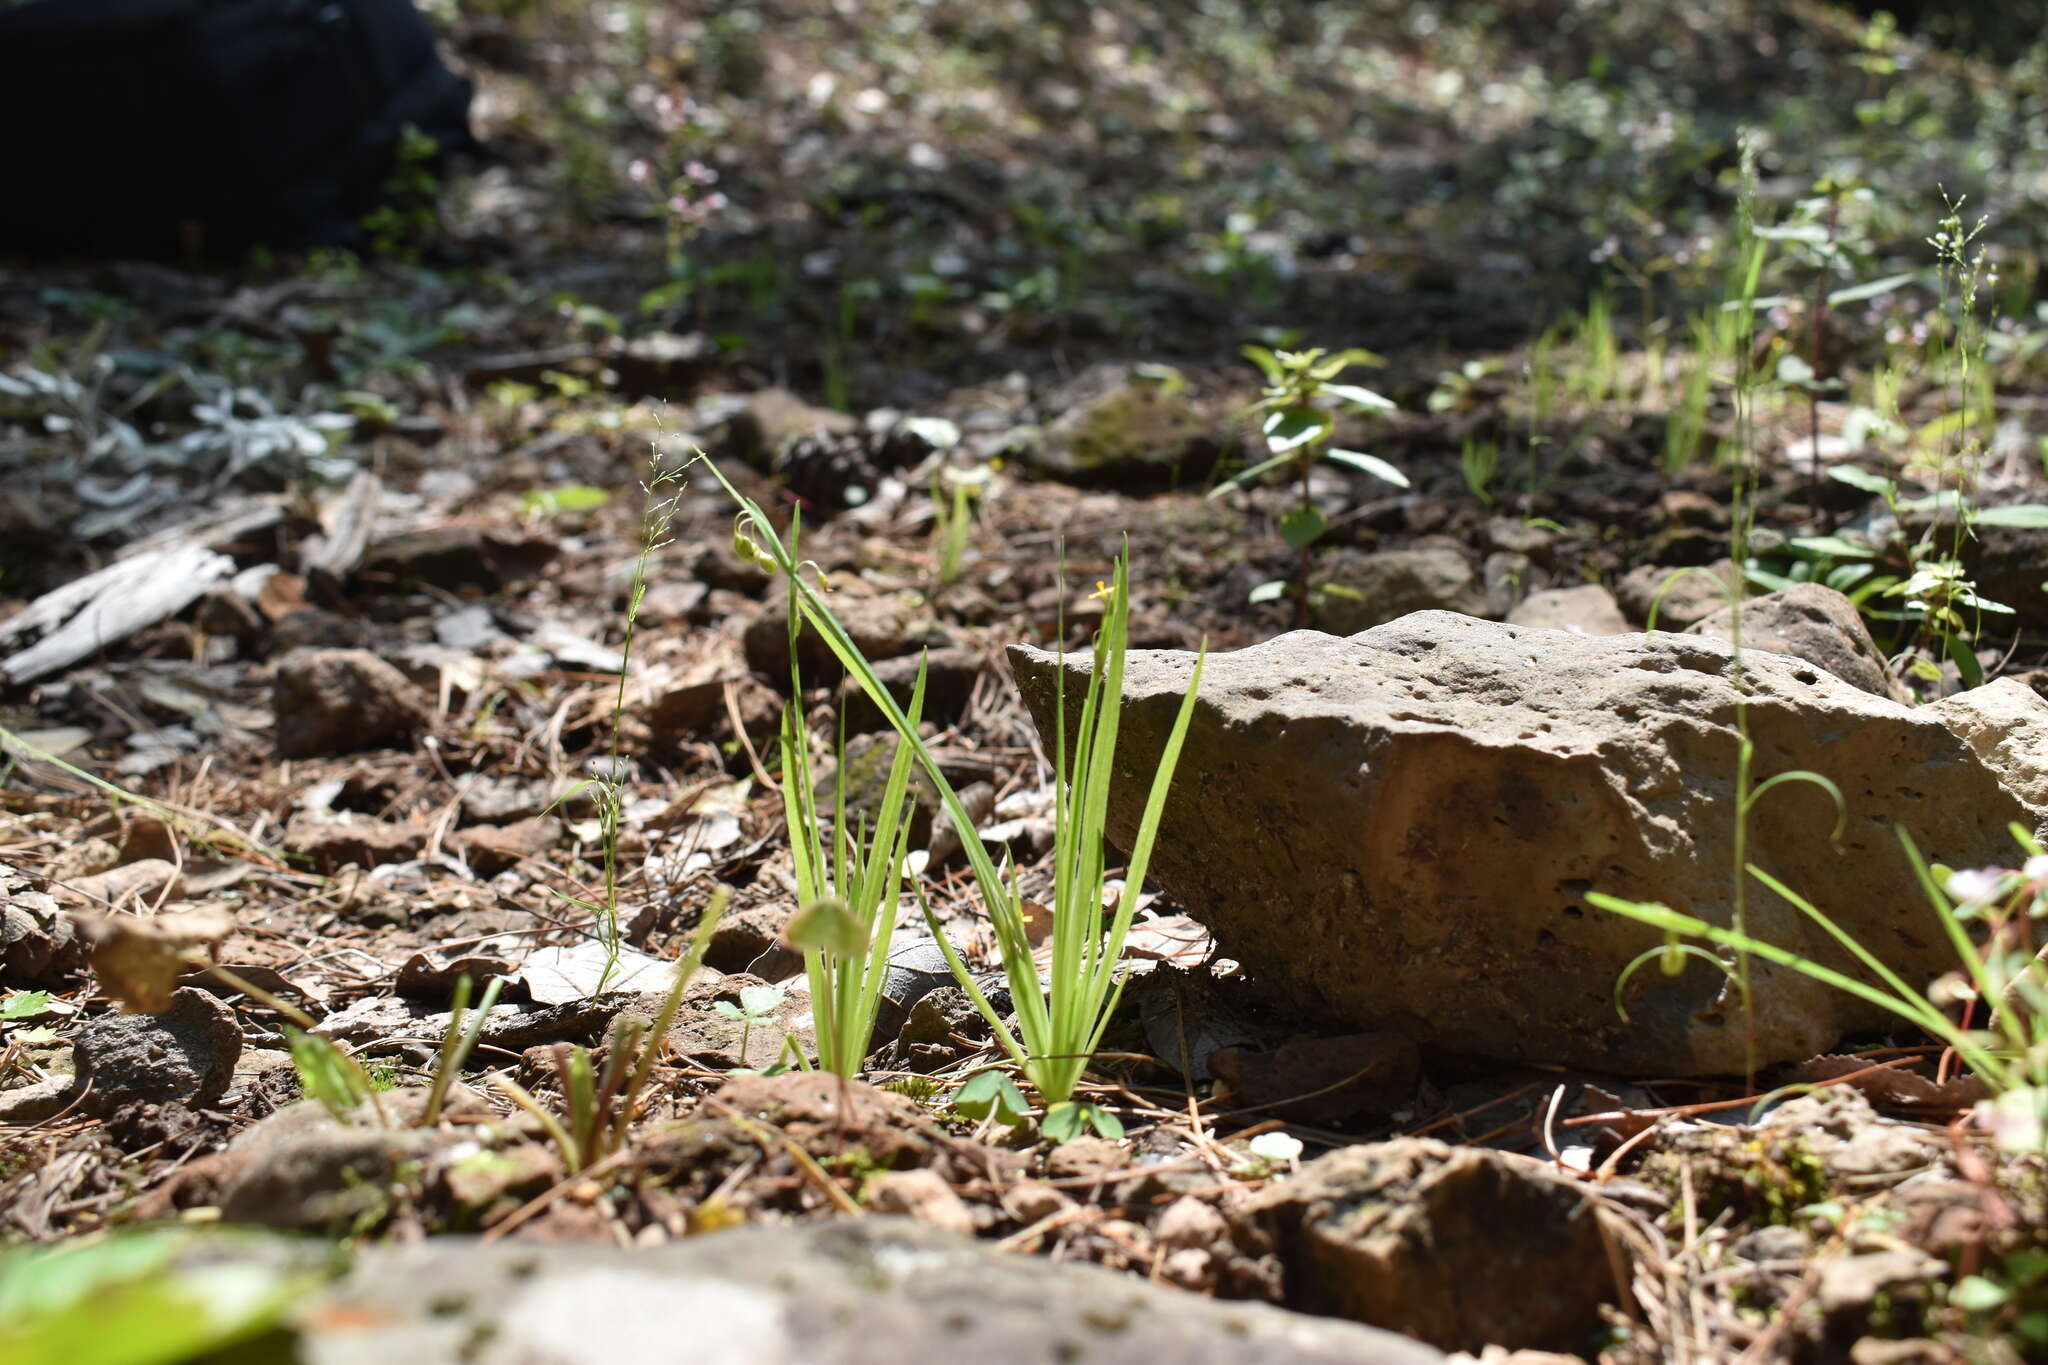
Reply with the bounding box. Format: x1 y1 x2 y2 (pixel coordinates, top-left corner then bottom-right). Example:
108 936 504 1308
284 813 429 871
1506 584 1631 636
841 646 984 732
1687 582 1899 700
1011 614 2033 1074
273 648 430 758
1154 1195 1228 1251
1025 363 1223 490
1615 559 1738 629
74 987 241 1115
743 589 938 684
448 817 561 876
865 1168 975 1235
1236 1138 1613 1353
362 525 559 591
289 1219 1446 1363
1004 1180 1073 1223
1043 1135 1125 1181
1311 547 1487 634
1929 678 2048 830
723 388 858 473
702 900 801 980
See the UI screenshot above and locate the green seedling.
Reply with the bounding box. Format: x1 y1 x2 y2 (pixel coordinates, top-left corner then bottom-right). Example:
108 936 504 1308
708 455 1205 1131
287 1027 377 1122
950 1068 1030 1127
1211 345 1405 624
423 973 504 1125
713 983 789 1067
543 463 686 994
930 464 990 588
0 1228 337 1365
920 551 1202 1117
522 484 613 519
492 889 728 1172
781 692 927 1078
1461 437 1500 508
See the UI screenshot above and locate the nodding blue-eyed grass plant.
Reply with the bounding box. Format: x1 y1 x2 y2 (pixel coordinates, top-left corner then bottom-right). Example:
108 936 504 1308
1635 162 1776 1083
491 889 727 1172
775 527 931 1077
1591 823 2048 1152
704 452 1206 1139
542 462 687 996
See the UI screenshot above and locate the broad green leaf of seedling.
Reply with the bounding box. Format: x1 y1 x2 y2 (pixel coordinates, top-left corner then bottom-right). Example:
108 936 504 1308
1319 383 1396 412
1324 448 1410 488
1279 506 1326 551
950 1070 1029 1127
785 897 865 957
1262 408 1330 454
715 984 787 1021
1041 1100 1124 1143
0 1229 332 1365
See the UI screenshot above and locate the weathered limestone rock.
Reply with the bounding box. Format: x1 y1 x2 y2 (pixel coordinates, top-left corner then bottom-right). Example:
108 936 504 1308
1010 612 2035 1074
294 1220 1444 1365
1687 582 1901 701
1235 1139 1616 1353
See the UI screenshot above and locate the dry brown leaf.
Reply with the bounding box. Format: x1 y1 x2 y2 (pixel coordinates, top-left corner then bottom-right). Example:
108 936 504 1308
83 905 235 1013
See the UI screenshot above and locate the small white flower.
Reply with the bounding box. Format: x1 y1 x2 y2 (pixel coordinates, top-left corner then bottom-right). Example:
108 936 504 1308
1946 867 2007 906
1247 1132 1303 1164
2023 854 2048 886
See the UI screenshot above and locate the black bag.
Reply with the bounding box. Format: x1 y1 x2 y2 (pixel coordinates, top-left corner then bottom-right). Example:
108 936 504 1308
0 0 476 256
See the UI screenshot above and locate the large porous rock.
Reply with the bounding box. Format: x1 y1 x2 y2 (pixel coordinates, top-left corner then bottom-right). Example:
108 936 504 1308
74 987 241 1114
290 1219 1444 1365
1010 612 2035 1075
1686 582 1901 701
1235 1139 1617 1353
1927 679 2048 830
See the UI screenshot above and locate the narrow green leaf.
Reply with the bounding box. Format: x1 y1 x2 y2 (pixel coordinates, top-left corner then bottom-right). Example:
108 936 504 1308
1318 383 1396 412
1826 272 1921 307
1205 450 1295 498
1826 465 1893 496
1323 447 1410 488
1975 504 2048 529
